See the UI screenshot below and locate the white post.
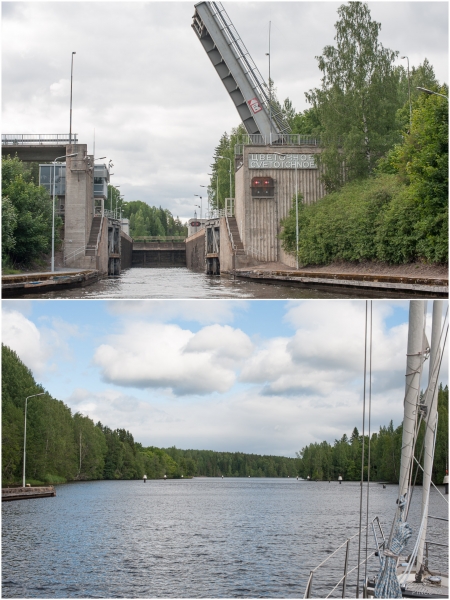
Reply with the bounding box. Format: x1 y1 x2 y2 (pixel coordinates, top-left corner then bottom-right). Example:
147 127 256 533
23 393 45 487
51 161 57 272
417 301 443 568
295 162 299 269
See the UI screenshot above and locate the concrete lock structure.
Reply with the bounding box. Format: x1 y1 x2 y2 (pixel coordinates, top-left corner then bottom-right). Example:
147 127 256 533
37 142 132 275
185 140 325 274
188 2 326 274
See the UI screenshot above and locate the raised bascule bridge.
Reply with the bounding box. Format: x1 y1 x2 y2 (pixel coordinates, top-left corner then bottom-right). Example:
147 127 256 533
189 1 325 274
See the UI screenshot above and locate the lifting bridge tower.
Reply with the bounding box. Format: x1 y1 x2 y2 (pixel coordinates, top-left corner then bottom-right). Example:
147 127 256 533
192 1 290 142
190 2 324 272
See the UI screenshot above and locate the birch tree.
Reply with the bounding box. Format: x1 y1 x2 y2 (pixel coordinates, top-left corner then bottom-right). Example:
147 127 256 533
306 2 400 190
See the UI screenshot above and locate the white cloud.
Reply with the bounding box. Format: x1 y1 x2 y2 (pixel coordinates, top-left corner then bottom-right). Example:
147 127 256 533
240 301 410 401
92 321 252 395
2 307 80 377
107 300 248 324
2 309 50 375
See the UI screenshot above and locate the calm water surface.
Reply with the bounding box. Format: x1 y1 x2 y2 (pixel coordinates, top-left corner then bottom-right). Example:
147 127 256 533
26 268 409 299
2 479 448 598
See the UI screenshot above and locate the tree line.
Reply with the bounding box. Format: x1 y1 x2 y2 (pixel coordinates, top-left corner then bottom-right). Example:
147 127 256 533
2 156 57 271
207 2 447 265
296 385 448 485
119 199 187 238
2 344 447 486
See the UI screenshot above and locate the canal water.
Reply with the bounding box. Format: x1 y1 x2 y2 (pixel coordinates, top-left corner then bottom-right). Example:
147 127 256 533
27 267 409 299
2 478 448 598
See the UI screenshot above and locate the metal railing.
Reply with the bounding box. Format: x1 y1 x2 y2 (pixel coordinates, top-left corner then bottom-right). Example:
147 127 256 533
2 134 78 145
94 206 118 220
235 134 321 154
64 246 85 265
132 236 186 242
304 525 379 598
209 2 291 137
246 246 266 260
206 199 234 221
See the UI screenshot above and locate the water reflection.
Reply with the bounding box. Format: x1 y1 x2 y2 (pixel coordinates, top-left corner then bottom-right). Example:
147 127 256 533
2 479 448 598
22 268 409 300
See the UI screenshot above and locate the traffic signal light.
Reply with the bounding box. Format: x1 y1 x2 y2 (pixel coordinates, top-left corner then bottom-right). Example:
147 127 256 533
251 176 274 197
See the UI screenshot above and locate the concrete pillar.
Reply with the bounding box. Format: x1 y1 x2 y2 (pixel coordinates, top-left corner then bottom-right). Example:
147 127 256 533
64 144 93 265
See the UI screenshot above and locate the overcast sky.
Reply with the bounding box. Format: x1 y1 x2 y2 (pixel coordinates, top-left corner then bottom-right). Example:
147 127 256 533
3 299 448 456
2 1 448 221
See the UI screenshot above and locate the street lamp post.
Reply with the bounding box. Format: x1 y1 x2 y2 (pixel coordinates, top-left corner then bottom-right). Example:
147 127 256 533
200 185 209 217
69 52 76 145
417 87 449 100
194 195 203 220
208 173 219 214
23 393 45 487
52 152 78 272
274 152 299 269
401 56 412 131
110 185 120 214
117 195 125 220
218 156 233 204
266 21 272 145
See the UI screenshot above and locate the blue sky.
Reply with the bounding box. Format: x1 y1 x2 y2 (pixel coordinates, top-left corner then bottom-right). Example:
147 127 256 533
2 300 447 456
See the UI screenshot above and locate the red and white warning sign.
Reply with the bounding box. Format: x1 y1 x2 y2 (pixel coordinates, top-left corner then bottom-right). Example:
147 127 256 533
247 97 263 114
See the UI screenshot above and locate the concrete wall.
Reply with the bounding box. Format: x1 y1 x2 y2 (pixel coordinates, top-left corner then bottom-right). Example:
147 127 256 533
185 229 205 272
219 218 233 272
120 231 133 269
96 217 109 274
235 144 325 267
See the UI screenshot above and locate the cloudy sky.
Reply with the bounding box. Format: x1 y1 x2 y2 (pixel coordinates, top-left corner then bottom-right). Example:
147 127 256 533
3 299 448 456
2 1 448 221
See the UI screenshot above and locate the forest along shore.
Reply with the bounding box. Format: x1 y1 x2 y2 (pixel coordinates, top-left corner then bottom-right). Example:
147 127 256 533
3 344 448 486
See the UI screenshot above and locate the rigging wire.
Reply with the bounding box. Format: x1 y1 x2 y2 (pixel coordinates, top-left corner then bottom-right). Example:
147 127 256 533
356 300 369 598
364 301 373 585
408 306 449 509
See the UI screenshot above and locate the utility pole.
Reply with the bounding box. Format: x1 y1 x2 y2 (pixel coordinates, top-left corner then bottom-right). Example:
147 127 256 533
69 52 76 145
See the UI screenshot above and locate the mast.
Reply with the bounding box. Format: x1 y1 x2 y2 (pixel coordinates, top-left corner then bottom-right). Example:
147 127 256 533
416 300 443 569
398 300 427 499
